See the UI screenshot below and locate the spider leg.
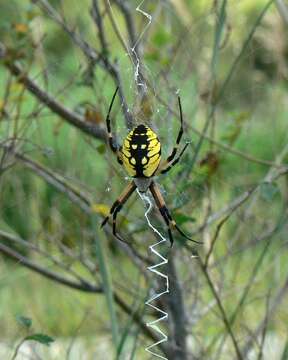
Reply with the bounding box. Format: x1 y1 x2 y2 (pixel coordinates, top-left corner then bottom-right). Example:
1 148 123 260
149 181 201 246
159 142 189 175
159 96 184 172
159 206 175 247
101 181 136 242
112 204 130 244
105 87 123 165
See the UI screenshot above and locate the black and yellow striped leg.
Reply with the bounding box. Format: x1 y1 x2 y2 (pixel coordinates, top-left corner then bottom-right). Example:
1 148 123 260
112 204 127 243
150 181 201 246
160 96 184 171
101 181 136 242
166 96 184 162
106 87 119 153
160 142 189 175
159 206 175 247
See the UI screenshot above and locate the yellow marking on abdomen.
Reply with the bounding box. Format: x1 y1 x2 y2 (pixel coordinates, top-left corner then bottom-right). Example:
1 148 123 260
148 139 158 148
146 129 157 140
148 142 161 158
143 155 161 177
148 154 160 165
122 148 130 158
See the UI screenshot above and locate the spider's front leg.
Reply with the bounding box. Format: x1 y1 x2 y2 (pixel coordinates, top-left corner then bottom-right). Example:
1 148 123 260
158 142 189 175
104 87 123 165
105 87 119 154
156 95 190 175
157 95 184 172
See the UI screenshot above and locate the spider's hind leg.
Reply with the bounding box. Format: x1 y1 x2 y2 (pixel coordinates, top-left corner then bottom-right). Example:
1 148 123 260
162 205 200 244
149 181 201 246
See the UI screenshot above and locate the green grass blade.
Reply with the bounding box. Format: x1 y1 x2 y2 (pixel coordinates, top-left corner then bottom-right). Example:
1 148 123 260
211 0 227 75
116 277 147 359
281 337 288 360
92 217 119 352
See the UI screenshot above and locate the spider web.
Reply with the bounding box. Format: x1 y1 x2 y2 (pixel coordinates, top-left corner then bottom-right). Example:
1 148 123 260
105 1 172 357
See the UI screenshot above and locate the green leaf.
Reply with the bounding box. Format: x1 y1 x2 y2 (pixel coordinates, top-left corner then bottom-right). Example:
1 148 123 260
260 182 279 202
16 315 32 329
24 333 54 346
96 144 106 154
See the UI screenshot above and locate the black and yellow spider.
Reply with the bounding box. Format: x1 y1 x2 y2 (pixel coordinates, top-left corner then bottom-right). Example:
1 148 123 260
101 87 197 247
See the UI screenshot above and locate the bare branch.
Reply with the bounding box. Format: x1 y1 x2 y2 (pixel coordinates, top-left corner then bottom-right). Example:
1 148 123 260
1 57 107 140
31 0 133 127
239 274 288 359
15 151 93 213
32 0 99 63
198 256 243 360
165 257 189 360
0 229 93 286
275 0 288 25
0 240 100 293
91 0 109 56
0 234 164 352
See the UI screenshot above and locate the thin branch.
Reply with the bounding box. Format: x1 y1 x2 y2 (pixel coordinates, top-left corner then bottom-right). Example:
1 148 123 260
91 0 109 55
0 238 164 353
1 58 107 140
15 151 93 213
7 147 151 271
0 241 100 293
257 292 270 360
276 0 288 24
192 165 288 237
103 0 131 60
215 0 275 103
191 187 256 236
31 0 133 127
103 0 146 97
198 256 243 360
165 257 188 360
239 273 288 359
203 190 254 268
206 151 288 356
114 0 138 48
114 0 145 87
31 0 99 63
154 91 283 169
0 229 92 285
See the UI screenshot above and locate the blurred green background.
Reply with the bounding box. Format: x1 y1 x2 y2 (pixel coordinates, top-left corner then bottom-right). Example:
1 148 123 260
1 0 288 359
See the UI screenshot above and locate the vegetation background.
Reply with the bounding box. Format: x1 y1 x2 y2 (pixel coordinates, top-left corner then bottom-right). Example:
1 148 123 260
1 0 288 359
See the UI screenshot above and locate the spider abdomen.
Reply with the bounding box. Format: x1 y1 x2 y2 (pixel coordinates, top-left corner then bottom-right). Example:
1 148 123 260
121 124 161 178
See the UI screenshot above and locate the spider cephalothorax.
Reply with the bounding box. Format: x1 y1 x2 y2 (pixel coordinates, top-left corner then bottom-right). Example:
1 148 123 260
101 87 199 247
